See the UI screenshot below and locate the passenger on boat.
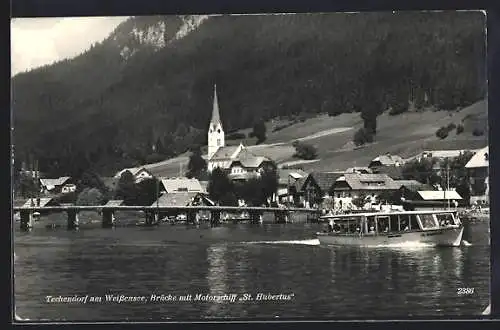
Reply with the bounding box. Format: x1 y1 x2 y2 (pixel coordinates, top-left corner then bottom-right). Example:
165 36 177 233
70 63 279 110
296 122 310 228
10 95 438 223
369 226 375 234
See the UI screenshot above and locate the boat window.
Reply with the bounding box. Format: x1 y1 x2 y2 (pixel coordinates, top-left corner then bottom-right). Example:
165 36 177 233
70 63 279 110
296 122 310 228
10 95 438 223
376 216 390 233
418 213 439 229
436 213 454 227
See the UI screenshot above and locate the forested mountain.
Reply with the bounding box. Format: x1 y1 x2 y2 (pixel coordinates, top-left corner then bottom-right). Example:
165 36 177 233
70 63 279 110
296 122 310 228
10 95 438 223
12 12 486 178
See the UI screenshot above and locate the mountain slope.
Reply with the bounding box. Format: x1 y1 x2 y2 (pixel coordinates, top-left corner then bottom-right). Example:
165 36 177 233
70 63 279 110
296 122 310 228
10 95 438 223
12 12 486 177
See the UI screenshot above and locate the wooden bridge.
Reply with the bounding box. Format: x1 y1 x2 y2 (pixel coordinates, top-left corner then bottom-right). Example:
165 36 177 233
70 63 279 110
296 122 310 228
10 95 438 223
13 205 322 231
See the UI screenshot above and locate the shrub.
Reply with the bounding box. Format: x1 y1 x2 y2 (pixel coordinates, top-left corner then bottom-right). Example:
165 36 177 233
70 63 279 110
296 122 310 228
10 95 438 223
353 128 374 146
447 123 457 130
456 124 464 135
435 126 449 139
226 132 246 140
293 142 318 160
472 128 484 136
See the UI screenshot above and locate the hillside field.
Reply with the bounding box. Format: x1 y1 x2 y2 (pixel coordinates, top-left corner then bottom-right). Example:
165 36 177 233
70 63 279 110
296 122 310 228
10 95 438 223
141 100 488 178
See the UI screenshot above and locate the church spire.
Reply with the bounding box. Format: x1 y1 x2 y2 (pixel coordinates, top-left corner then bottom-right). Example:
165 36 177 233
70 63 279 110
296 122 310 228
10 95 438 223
211 83 221 125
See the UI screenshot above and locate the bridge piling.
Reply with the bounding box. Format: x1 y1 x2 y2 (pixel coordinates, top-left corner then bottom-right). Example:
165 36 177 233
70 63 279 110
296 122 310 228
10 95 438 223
274 210 290 224
67 209 79 230
20 210 33 231
102 209 115 228
210 210 221 226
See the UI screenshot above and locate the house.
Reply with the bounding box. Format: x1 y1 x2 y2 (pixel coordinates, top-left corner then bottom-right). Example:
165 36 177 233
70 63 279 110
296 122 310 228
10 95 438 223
39 177 73 194
394 179 435 201
465 146 489 204
277 169 308 203
160 177 205 194
299 171 344 207
368 153 405 172
344 167 372 174
408 149 482 175
151 191 215 219
114 167 153 183
205 84 276 179
331 173 401 209
227 149 276 182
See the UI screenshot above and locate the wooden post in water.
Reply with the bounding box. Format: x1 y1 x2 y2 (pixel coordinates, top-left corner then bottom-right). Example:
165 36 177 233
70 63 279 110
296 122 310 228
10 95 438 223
102 209 115 228
250 210 263 224
20 210 33 231
210 210 221 226
67 209 79 230
187 210 196 224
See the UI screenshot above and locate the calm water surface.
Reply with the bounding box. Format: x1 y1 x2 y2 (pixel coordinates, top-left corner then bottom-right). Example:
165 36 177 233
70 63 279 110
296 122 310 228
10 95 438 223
14 214 490 321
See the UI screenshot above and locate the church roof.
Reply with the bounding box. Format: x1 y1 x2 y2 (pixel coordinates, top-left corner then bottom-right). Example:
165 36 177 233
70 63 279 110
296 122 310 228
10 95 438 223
211 84 221 126
211 145 241 160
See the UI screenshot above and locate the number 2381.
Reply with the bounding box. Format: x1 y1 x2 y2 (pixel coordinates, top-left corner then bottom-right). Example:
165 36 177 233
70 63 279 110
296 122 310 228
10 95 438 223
457 288 475 295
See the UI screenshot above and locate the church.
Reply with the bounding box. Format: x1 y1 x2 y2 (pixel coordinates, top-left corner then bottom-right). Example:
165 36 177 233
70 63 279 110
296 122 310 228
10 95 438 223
206 84 275 181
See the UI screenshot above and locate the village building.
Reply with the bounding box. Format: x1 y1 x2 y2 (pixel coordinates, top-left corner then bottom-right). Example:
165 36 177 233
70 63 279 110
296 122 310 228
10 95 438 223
160 177 205 194
331 173 401 209
409 190 463 209
396 179 435 200
368 153 405 179
206 84 276 180
114 167 154 183
297 171 344 207
276 168 307 203
39 177 75 195
465 146 489 205
408 149 483 176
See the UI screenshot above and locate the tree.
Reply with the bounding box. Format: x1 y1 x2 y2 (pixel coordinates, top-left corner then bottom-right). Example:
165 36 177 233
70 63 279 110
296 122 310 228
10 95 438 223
353 128 374 146
293 141 318 160
440 151 474 205
260 167 279 203
135 177 162 206
401 158 441 186
76 188 104 206
19 172 38 198
115 171 137 205
252 119 267 144
186 147 207 179
208 168 235 205
78 170 107 194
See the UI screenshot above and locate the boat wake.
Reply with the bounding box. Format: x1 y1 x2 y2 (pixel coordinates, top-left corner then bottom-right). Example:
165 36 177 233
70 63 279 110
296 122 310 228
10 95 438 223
367 241 435 249
245 239 320 246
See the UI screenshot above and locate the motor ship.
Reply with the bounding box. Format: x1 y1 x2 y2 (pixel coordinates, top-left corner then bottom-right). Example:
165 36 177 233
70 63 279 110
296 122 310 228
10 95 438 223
316 210 464 247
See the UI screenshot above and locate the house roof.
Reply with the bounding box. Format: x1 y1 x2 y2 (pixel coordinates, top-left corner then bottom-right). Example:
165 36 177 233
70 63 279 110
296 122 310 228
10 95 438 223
278 169 307 185
39 177 71 189
417 190 463 200
394 180 431 191
415 149 479 160
151 192 200 207
161 177 204 193
105 200 124 207
210 145 242 161
22 197 56 208
373 166 403 179
309 172 344 192
337 173 400 190
294 177 308 191
369 154 404 167
151 192 213 207
465 146 489 169
231 149 272 168
345 167 373 174
114 167 152 178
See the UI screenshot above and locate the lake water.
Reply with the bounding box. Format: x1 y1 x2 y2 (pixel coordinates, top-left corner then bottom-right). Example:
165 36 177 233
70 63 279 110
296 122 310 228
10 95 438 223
13 214 490 321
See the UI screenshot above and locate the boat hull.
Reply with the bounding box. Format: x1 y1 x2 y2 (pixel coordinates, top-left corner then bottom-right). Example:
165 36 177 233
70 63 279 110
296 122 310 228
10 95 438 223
317 227 464 247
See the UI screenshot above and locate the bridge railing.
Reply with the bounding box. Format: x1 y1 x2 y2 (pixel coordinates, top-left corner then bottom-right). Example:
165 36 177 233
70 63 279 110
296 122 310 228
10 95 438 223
13 205 322 213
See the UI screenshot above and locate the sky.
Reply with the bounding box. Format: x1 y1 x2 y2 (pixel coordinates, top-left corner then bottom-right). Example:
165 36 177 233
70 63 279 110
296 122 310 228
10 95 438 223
11 16 129 76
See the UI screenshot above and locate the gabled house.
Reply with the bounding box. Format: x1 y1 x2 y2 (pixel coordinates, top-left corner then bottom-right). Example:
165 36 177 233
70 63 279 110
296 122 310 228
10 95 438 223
465 146 489 204
299 171 344 207
332 173 400 208
277 169 307 203
227 149 276 182
368 153 404 173
39 177 74 194
114 167 154 183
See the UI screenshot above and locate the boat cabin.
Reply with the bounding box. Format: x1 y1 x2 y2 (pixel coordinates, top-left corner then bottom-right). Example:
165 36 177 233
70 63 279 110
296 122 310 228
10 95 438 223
323 211 460 235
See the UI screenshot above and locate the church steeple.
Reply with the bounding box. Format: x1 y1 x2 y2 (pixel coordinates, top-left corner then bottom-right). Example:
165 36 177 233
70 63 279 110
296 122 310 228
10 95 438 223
211 83 221 126
208 83 225 160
